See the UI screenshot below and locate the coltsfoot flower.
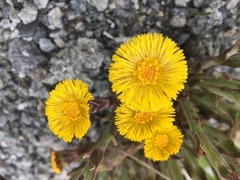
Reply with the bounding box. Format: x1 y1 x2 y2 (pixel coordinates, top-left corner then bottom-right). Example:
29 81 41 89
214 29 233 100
51 151 62 174
45 79 93 142
109 33 188 111
115 102 175 142
144 126 183 161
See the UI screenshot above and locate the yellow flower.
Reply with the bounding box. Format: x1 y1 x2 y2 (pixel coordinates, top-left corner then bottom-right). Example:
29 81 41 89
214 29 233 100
144 126 183 161
50 149 80 174
45 79 93 142
109 33 188 111
51 151 61 174
115 102 175 142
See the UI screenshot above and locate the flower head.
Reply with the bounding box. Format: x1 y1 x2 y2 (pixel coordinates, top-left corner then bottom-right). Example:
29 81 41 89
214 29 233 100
51 149 81 174
115 102 175 142
109 33 188 111
144 126 183 161
45 79 93 142
51 151 62 174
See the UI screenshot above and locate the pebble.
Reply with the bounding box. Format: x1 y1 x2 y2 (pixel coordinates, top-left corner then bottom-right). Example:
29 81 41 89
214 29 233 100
9 7 21 30
0 18 11 29
42 37 105 87
188 16 212 35
0 79 3 89
6 0 13 6
92 0 109 12
226 0 240 10
74 21 85 31
39 38 56 53
174 0 187 7
0 115 8 128
70 0 86 13
53 38 66 48
0 0 10 18
18 4 38 24
211 10 223 25
49 29 68 38
18 21 39 38
193 0 204 7
170 8 187 27
33 0 49 9
29 80 49 99
48 7 63 29
7 39 46 77
33 25 47 43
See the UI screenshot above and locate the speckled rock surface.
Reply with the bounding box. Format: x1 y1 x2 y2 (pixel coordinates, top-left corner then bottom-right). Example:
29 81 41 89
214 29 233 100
0 0 240 179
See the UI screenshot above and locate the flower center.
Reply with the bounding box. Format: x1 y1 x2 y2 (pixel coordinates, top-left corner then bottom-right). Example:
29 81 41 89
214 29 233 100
133 112 155 124
62 98 82 121
154 134 169 149
133 57 161 86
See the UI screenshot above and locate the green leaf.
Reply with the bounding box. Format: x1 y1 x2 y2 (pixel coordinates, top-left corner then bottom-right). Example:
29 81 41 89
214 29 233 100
168 159 185 180
191 92 239 123
198 156 216 180
200 39 240 70
83 162 94 180
180 99 234 179
196 77 240 108
222 55 240 68
182 144 208 180
203 125 240 157
200 77 240 91
69 161 93 180
90 148 104 168
69 120 114 180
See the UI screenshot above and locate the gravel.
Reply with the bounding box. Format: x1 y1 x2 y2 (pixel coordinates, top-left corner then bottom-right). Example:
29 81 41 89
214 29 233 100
18 4 38 25
0 0 240 179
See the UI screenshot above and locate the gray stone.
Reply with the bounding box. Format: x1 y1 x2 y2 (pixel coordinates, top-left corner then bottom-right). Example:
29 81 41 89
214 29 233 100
92 0 109 12
93 80 111 97
206 8 223 26
18 4 38 24
188 16 213 35
193 0 204 8
9 7 21 30
18 21 39 38
0 18 11 29
148 0 160 10
33 25 47 43
74 21 85 31
77 38 104 70
49 29 68 38
170 8 187 27
0 79 3 89
53 38 66 48
174 0 187 7
29 80 49 99
39 38 56 53
0 0 10 18
0 115 8 128
34 0 49 9
70 0 86 13
6 0 14 6
7 39 46 77
66 10 79 20
21 112 32 125
42 38 106 88
48 7 63 29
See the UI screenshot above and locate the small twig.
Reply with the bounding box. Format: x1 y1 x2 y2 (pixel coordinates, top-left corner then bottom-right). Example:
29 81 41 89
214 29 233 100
120 149 172 180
